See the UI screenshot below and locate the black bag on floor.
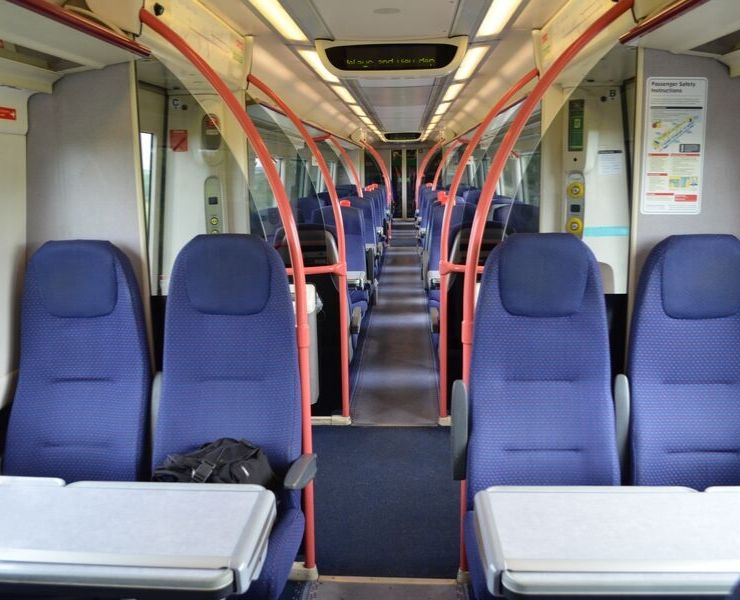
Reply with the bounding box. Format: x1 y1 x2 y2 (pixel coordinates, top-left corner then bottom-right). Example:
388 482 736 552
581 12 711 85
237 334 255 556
152 438 279 490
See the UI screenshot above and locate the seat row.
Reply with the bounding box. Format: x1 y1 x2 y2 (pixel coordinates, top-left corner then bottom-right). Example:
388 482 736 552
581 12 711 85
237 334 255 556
453 232 740 600
2 235 308 600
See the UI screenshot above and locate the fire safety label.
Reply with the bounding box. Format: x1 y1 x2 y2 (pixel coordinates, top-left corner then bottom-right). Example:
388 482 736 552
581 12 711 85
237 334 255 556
0 106 17 120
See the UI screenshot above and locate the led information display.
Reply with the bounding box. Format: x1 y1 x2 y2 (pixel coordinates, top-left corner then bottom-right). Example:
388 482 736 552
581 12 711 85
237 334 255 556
325 43 458 71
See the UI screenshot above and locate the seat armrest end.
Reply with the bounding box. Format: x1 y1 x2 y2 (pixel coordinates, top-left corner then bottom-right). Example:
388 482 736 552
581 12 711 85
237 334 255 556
284 454 317 490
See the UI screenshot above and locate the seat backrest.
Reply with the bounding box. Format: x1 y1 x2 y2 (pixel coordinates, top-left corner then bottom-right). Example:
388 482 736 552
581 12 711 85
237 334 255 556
493 202 539 233
297 196 323 226
315 206 366 274
274 223 339 268
629 234 740 489
3 240 151 482
467 233 619 507
348 196 377 247
152 235 301 474
420 188 438 229
463 188 481 205
427 203 477 272
335 184 357 197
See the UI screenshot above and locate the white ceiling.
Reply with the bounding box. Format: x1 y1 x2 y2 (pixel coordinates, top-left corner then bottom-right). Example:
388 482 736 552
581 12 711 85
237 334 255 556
310 0 460 40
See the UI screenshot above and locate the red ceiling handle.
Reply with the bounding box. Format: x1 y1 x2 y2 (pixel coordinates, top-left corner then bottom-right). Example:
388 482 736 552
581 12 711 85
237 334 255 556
362 142 394 239
140 7 318 571
247 74 351 422
415 141 443 212
432 140 463 191
455 0 634 575
437 68 538 421
461 0 635 385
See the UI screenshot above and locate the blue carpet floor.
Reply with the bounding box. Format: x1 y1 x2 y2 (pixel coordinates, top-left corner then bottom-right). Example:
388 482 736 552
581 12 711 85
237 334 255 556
313 426 460 578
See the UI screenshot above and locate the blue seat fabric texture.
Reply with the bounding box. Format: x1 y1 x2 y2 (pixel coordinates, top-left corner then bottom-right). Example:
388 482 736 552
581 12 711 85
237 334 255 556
629 234 740 490
3 240 151 482
465 233 619 599
153 234 303 600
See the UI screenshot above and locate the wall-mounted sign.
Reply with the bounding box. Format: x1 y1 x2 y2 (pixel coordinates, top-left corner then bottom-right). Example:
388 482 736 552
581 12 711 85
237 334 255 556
641 77 707 215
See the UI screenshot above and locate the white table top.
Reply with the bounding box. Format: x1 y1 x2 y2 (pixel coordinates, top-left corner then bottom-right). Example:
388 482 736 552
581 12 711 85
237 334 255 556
0 481 276 597
474 486 740 597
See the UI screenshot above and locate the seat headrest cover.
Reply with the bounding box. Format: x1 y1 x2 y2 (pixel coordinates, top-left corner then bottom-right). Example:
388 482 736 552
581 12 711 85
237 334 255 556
499 233 590 317
661 235 740 319
34 240 118 318
183 235 273 315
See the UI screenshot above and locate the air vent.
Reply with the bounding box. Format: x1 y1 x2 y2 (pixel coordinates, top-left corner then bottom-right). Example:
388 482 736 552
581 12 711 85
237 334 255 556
384 132 421 141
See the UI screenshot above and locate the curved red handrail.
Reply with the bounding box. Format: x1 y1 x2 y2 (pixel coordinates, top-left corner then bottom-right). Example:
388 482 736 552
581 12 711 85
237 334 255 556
328 137 364 198
362 142 394 239
247 74 351 421
456 0 634 573
436 69 538 419
432 141 463 190
139 8 317 570
461 0 634 382
415 141 443 212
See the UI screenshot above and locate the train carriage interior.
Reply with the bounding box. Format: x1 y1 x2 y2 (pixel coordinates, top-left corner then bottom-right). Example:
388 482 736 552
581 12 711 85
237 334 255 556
2 0 740 598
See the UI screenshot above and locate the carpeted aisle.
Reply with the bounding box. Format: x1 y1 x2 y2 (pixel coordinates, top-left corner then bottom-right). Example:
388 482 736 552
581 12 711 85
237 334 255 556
312 426 460 578
350 221 439 426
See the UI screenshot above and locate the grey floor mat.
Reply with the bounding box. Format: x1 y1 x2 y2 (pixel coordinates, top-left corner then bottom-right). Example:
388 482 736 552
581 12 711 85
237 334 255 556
311 580 466 600
350 223 439 426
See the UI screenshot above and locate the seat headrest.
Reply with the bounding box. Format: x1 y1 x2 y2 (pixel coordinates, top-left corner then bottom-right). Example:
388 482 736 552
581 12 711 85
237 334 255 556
660 235 740 319
499 234 592 318
182 235 274 316
33 240 119 318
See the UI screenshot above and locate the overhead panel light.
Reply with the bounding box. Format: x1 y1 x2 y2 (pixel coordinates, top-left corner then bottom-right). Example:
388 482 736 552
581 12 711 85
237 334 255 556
435 102 450 116
248 0 308 42
361 116 373 126
298 49 339 83
349 104 367 117
332 85 356 104
476 0 523 39
442 83 464 103
455 46 489 81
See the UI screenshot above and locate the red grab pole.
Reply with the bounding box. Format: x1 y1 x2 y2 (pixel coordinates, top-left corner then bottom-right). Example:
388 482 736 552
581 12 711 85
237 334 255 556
437 69 538 420
362 142 394 237
140 8 318 570
456 0 634 573
415 141 443 213
247 74 352 421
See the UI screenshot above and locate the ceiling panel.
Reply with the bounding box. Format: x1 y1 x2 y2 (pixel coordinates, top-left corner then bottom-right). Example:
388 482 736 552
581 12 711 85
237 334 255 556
309 0 461 40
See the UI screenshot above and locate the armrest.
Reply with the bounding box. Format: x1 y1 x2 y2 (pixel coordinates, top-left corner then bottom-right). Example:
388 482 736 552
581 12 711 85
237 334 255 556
284 454 317 490
429 306 439 333
614 374 630 472
365 247 376 282
451 380 469 481
428 270 440 289
350 306 363 334
150 371 163 442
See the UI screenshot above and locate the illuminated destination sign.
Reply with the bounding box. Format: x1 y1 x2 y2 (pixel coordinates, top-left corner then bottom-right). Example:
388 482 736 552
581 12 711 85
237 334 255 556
325 43 458 72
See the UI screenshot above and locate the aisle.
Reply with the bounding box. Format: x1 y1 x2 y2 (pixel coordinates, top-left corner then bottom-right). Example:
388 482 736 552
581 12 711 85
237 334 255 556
350 220 439 426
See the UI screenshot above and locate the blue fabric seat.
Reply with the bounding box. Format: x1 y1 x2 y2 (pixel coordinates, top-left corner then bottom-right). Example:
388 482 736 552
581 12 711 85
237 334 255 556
492 202 539 233
153 234 304 600
425 203 476 306
315 205 369 315
629 235 740 490
465 233 620 599
3 240 150 482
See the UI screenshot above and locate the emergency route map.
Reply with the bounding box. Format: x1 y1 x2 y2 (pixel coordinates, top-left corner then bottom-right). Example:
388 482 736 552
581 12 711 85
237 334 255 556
641 78 707 215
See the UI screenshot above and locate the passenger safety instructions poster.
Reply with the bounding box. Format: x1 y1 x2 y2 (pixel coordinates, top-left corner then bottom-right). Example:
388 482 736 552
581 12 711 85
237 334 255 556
641 77 707 215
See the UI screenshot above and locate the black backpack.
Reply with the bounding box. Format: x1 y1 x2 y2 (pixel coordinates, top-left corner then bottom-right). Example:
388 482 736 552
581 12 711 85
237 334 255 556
153 438 279 490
